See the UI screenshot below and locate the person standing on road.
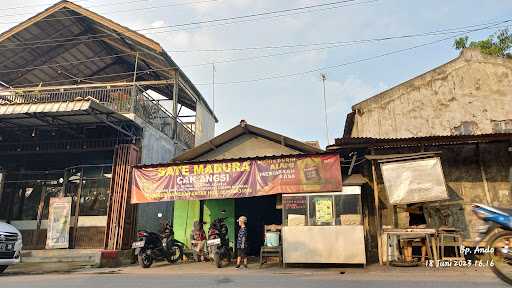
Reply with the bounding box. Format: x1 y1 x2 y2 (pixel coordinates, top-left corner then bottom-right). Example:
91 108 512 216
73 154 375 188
236 216 248 269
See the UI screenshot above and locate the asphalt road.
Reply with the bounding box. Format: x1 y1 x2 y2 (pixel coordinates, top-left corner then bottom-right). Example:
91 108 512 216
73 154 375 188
1 262 510 288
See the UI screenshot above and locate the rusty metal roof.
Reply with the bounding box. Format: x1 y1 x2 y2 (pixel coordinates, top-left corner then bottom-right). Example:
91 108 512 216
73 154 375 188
328 133 512 149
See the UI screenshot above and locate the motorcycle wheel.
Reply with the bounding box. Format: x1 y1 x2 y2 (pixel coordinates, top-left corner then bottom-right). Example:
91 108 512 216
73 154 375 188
167 244 184 264
487 230 512 285
138 251 153 268
214 252 221 268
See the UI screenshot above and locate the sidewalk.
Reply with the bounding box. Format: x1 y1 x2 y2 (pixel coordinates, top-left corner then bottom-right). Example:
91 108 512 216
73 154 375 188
3 262 95 276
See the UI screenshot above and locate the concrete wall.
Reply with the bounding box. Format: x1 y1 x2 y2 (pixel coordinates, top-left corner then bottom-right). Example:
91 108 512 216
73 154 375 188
194 101 216 146
129 116 180 232
350 49 512 138
195 134 301 161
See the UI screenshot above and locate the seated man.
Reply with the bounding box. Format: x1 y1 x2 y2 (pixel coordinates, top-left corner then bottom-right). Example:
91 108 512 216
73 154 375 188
190 221 207 262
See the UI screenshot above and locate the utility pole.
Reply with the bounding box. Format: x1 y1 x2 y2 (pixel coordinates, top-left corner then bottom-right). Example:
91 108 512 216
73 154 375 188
212 63 216 113
321 73 329 146
132 52 139 84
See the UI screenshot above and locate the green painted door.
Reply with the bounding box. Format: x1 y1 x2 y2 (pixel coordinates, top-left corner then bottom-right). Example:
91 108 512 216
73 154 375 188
173 200 200 247
204 199 235 248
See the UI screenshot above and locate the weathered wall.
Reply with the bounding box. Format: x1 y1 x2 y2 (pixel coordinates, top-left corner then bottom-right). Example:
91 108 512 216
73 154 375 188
130 117 180 232
194 101 216 146
351 49 512 138
195 134 301 161
374 141 512 241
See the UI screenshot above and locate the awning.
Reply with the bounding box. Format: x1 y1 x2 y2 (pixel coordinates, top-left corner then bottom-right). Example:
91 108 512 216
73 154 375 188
0 98 138 138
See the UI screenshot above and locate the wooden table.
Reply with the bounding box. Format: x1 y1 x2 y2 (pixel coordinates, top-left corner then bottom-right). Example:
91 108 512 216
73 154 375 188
383 228 438 266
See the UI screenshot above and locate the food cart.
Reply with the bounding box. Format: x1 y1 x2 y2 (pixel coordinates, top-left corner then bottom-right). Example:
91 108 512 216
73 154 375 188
281 186 366 265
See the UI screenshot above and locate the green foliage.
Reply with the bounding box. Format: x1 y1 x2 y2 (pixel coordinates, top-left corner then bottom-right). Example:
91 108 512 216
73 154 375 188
453 29 512 58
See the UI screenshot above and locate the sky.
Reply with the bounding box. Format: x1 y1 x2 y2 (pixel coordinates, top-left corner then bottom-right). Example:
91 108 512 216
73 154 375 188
0 0 510 148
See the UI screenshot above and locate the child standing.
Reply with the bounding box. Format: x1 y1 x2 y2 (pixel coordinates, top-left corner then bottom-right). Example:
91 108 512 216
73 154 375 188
236 216 248 269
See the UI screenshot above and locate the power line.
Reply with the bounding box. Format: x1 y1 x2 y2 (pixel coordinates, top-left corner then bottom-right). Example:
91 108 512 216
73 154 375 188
0 21 508 75
166 19 509 53
0 52 135 73
0 0 220 23
210 24 509 85
8 23 507 88
0 0 372 49
0 0 94 13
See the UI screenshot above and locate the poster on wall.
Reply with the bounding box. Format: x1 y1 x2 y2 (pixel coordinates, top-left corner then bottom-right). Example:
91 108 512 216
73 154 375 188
314 197 333 224
381 157 449 205
131 154 342 203
46 197 72 249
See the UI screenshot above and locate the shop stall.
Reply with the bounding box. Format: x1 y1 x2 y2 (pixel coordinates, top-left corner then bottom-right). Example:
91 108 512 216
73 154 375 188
282 186 366 265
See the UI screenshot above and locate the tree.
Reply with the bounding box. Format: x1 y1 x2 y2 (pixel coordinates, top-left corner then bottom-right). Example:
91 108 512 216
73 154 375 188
454 29 512 58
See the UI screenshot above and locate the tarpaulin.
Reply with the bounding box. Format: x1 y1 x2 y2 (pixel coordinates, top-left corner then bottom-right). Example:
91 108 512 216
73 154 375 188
381 157 449 205
131 154 342 203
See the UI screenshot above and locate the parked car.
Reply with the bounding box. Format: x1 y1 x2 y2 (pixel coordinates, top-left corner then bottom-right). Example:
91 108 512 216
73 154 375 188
0 221 22 273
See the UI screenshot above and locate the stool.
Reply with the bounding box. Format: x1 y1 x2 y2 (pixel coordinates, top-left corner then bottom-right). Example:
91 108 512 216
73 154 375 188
438 229 464 260
259 246 283 268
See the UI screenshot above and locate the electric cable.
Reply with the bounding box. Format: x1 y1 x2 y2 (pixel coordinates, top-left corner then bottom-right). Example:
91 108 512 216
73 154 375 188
0 20 508 74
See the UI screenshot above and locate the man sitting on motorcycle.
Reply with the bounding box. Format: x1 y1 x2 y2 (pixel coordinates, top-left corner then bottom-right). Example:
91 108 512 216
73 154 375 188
190 221 207 262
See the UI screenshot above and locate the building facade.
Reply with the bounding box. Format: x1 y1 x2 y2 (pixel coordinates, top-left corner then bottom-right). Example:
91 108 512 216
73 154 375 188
0 1 216 251
331 49 512 263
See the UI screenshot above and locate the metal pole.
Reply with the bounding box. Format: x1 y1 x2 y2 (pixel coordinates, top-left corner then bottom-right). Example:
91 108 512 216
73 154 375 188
212 63 216 113
321 73 329 146
132 52 139 84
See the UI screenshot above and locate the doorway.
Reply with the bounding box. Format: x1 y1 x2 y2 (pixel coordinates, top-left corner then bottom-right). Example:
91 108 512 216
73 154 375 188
235 195 282 256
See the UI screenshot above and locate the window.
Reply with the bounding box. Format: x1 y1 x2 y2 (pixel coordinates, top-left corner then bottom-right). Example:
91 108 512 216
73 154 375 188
79 178 110 216
335 194 362 225
283 191 362 227
308 195 334 226
282 195 307 226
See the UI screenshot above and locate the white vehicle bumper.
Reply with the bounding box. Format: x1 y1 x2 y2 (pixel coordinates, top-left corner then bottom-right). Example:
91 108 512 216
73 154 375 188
0 256 20 266
0 240 22 266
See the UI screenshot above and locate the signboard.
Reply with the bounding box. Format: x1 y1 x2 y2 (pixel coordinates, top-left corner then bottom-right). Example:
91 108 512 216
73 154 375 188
132 154 342 203
381 157 449 205
46 197 72 249
283 196 307 210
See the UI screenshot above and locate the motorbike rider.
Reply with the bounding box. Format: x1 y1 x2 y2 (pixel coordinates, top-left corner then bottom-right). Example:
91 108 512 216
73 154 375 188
236 216 248 269
190 221 207 262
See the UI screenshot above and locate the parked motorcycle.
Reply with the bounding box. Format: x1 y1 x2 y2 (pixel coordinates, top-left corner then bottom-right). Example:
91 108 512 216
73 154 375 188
472 203 512 285
207 217 232 268
132 215 185 268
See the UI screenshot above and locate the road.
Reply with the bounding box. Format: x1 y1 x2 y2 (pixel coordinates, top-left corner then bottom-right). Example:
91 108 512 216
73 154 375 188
1 262 509 288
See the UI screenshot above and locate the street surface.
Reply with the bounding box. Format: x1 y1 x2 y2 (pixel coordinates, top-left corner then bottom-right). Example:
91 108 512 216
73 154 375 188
1 262 509 288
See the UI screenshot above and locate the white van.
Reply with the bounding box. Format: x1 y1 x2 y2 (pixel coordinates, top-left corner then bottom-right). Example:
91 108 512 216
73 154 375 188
0 222 22 273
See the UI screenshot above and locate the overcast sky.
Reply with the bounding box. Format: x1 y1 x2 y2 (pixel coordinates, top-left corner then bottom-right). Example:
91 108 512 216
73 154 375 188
0 0 510 148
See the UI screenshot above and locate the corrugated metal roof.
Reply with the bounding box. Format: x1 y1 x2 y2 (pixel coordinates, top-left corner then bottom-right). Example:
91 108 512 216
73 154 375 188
0 99 92 115
0 98 132 126
328 133 512 149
